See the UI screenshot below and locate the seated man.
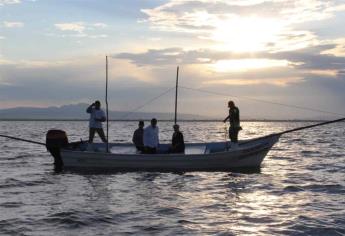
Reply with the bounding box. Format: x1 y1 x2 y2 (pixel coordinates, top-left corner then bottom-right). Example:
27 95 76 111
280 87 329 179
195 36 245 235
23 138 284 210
132 120 144 151
143 118 159 154
170 124 185 153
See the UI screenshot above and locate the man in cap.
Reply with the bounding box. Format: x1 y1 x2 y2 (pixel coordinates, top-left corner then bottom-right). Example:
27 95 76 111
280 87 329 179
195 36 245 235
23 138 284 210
86 100 107 143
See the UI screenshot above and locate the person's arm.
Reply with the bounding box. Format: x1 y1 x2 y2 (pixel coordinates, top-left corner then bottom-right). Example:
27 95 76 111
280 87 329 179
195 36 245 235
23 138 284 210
132 130 138 144
157 127 160 145
223 115 230 123
86 103 94 113
143 128 148 147
96 117 106 122
95 110 106 122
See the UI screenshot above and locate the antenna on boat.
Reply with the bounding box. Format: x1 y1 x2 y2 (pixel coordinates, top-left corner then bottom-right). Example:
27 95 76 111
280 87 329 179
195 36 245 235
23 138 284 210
106 55 109 152
174 66 179 124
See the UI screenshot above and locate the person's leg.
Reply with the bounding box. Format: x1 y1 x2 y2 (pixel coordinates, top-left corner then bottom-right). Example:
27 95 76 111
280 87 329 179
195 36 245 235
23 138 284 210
152 147 157 154
233 129 239 143
96 128 107 143
144 147 156 154
229 127 235 143
89 128 96 143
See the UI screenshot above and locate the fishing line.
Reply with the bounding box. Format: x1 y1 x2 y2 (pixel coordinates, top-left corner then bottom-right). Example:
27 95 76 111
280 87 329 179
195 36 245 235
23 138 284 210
119 87 175 119
180 86 345 117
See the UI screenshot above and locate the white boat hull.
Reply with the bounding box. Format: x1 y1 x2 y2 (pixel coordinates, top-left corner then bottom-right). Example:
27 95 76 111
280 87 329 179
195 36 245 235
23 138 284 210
58 134 280 171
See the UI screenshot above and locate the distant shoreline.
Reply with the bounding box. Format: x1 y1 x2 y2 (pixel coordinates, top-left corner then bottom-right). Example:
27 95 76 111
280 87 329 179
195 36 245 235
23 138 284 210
0 119 335 122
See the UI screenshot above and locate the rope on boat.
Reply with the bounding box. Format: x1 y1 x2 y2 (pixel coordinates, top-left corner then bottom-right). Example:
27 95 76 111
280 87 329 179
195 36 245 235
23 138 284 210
0 134 45 146
180 86 345 117
119 86 175 119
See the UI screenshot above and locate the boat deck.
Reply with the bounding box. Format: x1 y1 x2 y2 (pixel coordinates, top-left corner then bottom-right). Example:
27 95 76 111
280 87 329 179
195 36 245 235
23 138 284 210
76 142 228 155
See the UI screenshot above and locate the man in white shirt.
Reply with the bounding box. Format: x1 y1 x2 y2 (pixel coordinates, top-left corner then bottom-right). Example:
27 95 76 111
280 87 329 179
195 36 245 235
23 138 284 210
143 118 159 154
86 100 107 143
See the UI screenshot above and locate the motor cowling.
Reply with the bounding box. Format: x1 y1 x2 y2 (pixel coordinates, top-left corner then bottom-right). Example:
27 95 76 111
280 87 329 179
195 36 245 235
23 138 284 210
46 130 69 172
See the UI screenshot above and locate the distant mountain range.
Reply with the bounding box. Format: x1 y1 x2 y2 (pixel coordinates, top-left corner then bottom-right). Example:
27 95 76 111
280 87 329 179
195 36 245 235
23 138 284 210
0 103 210 120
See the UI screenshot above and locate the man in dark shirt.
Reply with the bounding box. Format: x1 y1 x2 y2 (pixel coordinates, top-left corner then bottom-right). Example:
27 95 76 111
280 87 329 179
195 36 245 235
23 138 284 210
223 101 241 145
170 124 185 153
132 120 144 151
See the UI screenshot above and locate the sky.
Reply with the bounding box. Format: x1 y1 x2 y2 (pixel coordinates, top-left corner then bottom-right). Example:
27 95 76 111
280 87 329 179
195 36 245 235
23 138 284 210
0 0 345 119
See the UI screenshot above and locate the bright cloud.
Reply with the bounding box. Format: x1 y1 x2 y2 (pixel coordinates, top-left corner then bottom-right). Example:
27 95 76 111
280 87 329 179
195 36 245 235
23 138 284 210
53 22 109 39
55 22 85 33
141 0 345 52
3 21 24 28
210 59 290 72
0 0 21 6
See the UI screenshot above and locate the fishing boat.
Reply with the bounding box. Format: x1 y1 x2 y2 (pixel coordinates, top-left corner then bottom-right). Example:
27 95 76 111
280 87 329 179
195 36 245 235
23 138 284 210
1 118 343 172
43 117 344 172
45 130 280 172
43 63 278 172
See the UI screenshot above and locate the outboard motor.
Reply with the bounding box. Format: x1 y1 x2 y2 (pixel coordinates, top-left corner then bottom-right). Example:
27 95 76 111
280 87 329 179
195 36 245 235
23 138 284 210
46 130 69 172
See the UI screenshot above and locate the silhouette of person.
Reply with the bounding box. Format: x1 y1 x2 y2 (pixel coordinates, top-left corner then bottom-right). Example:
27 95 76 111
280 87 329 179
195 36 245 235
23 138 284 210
86 100 107 143
170 124 185 153
223 100 241 146
132 120 144 151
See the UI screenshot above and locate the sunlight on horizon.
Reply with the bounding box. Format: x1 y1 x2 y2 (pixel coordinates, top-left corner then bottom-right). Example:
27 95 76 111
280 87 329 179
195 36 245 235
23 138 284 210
210 59 290 72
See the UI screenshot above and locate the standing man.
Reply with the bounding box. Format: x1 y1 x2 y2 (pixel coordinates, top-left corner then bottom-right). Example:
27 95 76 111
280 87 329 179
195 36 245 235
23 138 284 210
86 100 107 143
132 120 144 151
143 118 159 154
223 100 241 146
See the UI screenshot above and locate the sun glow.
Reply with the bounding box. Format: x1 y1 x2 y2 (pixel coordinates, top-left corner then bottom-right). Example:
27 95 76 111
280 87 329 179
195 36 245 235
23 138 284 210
210 59 290 72
210 16 286 52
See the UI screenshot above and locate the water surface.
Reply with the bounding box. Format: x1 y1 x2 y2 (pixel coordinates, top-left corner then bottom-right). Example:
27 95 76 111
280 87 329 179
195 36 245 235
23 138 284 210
0 121 344 235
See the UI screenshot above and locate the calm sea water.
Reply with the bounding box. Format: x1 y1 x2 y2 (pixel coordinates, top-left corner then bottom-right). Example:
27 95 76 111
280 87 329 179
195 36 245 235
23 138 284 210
0 121 344 235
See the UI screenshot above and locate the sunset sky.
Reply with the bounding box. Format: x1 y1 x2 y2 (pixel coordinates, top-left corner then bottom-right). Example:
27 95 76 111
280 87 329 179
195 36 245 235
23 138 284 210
1 0 345 119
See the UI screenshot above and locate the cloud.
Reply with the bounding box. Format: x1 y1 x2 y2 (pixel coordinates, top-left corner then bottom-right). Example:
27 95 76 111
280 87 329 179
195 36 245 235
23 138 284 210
53 22 108 39
92 23 107 28
141 0 345 52
55 22 85 33
3 21 24 28
322 38 345 56
0 0 21 6
114 40 345 87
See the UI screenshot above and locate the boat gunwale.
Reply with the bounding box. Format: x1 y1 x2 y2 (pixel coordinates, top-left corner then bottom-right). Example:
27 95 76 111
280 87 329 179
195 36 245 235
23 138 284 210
61 142 271 159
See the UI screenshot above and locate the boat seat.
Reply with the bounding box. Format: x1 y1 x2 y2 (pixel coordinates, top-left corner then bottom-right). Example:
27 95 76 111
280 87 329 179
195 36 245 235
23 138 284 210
185 145 207 155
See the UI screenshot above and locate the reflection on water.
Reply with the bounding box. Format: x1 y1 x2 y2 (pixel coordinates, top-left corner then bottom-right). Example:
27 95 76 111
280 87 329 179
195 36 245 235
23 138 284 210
0 121 344 235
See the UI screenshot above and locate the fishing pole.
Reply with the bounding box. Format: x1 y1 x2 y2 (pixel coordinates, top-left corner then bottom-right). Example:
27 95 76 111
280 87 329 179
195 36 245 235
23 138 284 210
0 134 45 146
241 117 345 145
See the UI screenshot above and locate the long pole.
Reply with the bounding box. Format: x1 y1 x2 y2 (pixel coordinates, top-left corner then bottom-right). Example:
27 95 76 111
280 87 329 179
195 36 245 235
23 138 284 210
174 66 179 124
106 56 109 152
0 134 45 146
241 117 345 145
276 117 345 135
